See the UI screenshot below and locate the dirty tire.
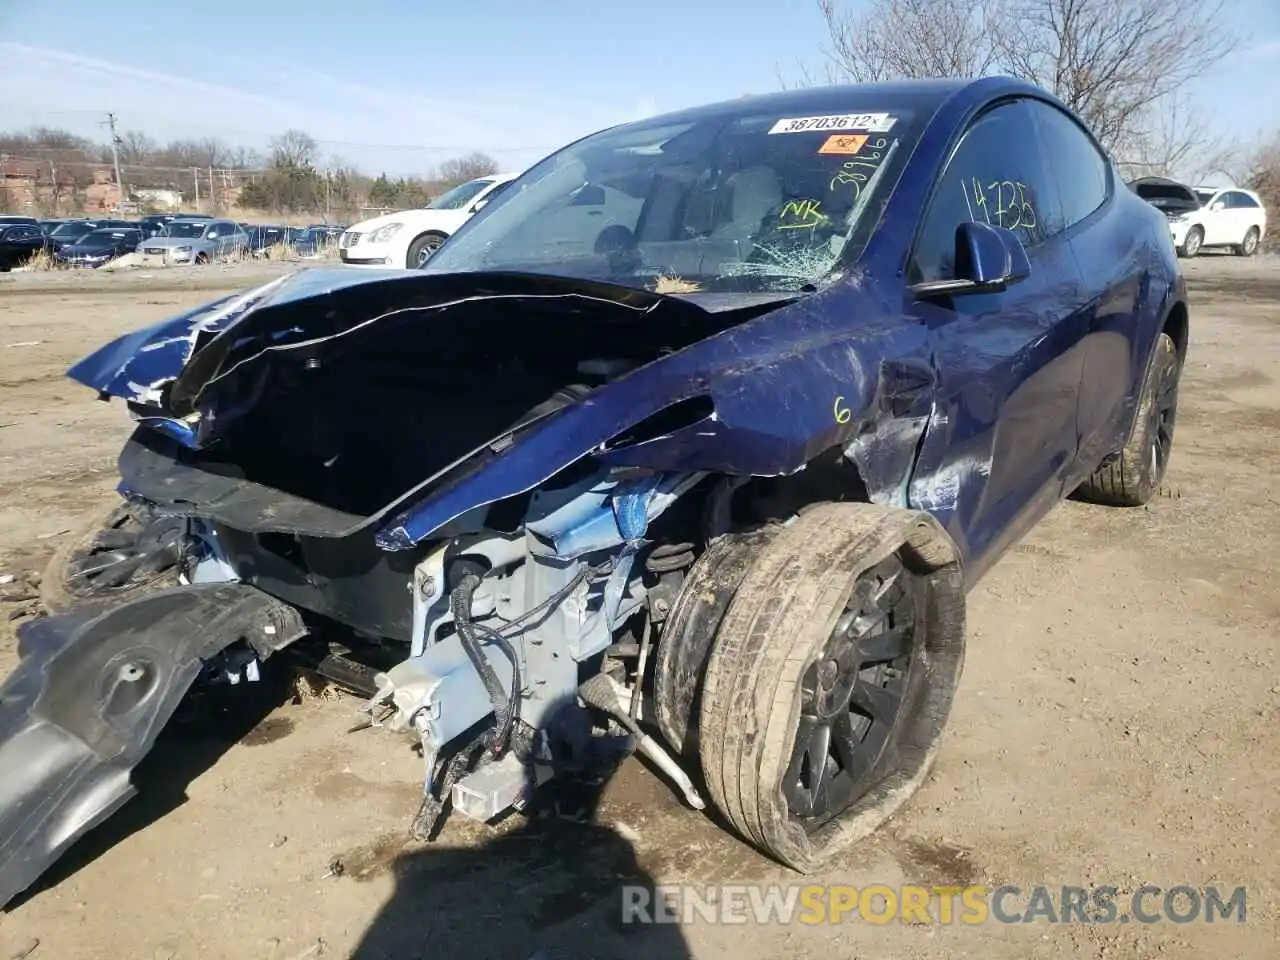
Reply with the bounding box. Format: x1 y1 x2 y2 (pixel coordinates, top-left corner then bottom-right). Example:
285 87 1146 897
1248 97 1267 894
1075 331 1180 507
194 252 210 265
697 502 965 872
407 231 447 268
41 497 186 615
1178 226 1203 258
1236 227 1260 257
654 527 781 757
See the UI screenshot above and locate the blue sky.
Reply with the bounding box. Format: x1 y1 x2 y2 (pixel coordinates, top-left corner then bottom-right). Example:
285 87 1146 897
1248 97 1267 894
0 0 1277 180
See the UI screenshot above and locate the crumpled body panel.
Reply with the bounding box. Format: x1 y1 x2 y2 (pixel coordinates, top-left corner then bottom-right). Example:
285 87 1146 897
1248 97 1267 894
0 584 304 908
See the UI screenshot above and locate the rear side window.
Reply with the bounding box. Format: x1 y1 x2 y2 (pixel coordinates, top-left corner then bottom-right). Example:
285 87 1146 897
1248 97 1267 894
909 99 1058 284
1030 103 1109 230
1228 192 1260 209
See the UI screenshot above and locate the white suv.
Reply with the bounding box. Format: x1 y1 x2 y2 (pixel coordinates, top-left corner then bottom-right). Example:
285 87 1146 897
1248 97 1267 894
1171 185 1267 258
338 174 517 270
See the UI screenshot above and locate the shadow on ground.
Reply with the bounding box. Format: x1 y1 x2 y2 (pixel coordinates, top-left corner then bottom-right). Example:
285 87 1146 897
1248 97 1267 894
350 764 693 960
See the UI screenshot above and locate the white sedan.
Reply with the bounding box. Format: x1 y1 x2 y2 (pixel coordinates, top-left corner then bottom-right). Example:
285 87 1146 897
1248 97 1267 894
339 173 517 269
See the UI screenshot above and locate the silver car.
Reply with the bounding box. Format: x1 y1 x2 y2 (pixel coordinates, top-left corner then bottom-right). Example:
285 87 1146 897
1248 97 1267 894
138 218 249 265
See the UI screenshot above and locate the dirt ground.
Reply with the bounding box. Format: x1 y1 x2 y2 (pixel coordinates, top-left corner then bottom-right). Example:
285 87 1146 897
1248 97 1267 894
0 256 1276 960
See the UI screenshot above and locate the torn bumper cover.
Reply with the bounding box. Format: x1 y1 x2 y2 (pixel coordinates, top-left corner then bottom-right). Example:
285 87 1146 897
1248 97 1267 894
0 584 305 909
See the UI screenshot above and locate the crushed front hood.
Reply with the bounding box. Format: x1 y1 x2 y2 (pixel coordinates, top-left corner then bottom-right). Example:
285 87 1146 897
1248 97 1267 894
66 268 793 411
66 269 394 405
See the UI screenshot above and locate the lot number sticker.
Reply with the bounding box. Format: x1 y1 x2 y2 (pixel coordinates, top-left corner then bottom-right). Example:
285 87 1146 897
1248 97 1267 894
769 113 897 134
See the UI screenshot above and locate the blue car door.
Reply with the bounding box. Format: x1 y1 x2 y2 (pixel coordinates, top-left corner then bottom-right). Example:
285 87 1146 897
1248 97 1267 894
1029 102 1155 485
903 98 1091 585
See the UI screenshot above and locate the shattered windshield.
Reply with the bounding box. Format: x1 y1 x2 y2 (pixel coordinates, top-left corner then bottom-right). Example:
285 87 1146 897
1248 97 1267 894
422 104 921 293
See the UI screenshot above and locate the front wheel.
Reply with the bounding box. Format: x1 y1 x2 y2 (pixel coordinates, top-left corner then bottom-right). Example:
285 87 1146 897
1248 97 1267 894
41 498 187 615
406 232 447 268
696 502 965 871
194 252 210 265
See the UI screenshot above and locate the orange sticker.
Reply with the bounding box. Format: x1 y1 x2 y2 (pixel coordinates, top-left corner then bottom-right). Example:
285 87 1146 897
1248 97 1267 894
818 134 869 155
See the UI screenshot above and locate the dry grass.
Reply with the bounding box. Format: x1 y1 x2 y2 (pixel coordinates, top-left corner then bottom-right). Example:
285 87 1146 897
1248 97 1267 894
20 248 59 272
260 241 299 261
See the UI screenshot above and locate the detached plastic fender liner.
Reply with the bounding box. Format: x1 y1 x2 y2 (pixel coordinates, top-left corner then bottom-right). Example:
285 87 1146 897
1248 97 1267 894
0 583 307 909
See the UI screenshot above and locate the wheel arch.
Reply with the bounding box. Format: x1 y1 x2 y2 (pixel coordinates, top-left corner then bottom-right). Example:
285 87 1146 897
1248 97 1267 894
406 229 449 267
1162 299 1189 365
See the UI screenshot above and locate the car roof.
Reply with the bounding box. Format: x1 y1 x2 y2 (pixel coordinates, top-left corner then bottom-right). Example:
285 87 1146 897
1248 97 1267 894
617 78 979 129
1195 184 1259 195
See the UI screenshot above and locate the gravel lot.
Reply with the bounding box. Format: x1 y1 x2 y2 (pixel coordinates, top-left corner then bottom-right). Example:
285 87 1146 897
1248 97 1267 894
0 256 1276 959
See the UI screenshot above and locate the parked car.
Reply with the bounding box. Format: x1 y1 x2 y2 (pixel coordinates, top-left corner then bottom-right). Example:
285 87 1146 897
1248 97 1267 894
245 224 300 257
0 215 39 227
42 218 135 252
38 217 80 235
339 174 517 268
53 227 144 267
0 77 1189 907
137 217 249 264
1129 177 1267 257
0 222 48 270
293 224 345 258
138 212 213 239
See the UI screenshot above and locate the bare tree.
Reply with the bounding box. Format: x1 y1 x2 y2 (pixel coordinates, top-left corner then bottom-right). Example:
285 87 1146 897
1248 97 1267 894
116 130 157 165
1116 94 1233 183
812 0 1239 161
1236 132 1280 248
998 0 1236 154
434 151 499 188
270 129 319 169
816 0 1009 83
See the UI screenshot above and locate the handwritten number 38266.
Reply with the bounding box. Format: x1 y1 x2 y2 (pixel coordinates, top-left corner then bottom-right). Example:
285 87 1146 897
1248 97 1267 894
966 177 1037 231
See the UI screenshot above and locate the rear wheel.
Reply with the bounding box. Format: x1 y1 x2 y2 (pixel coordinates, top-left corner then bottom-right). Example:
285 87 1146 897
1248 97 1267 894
1178 226 1203 258
41 498 187 615
1236 227 1260 257
1075 331 1180 506
194 252 210 265
696 502 965 871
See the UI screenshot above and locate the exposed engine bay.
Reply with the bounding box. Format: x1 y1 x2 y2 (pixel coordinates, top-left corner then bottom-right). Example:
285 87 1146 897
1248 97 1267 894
0 266 968 909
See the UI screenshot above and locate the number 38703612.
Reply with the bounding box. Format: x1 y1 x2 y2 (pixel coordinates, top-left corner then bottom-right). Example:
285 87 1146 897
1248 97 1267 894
964 177 1037 231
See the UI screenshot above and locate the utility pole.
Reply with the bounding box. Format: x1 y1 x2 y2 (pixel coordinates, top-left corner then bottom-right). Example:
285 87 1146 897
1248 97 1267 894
104 113 126 212
208 166 215 212
193 167 200 208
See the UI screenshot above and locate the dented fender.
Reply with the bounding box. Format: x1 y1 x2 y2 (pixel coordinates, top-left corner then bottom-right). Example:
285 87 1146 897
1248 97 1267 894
376 283 939 549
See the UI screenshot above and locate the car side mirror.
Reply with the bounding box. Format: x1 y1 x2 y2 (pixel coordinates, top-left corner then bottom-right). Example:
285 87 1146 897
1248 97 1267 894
470 198 489 214
910 221 1031 299
1210 201 1225 211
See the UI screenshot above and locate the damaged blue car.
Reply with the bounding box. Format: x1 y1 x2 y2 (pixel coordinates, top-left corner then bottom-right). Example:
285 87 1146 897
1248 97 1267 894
0 76 1187 906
